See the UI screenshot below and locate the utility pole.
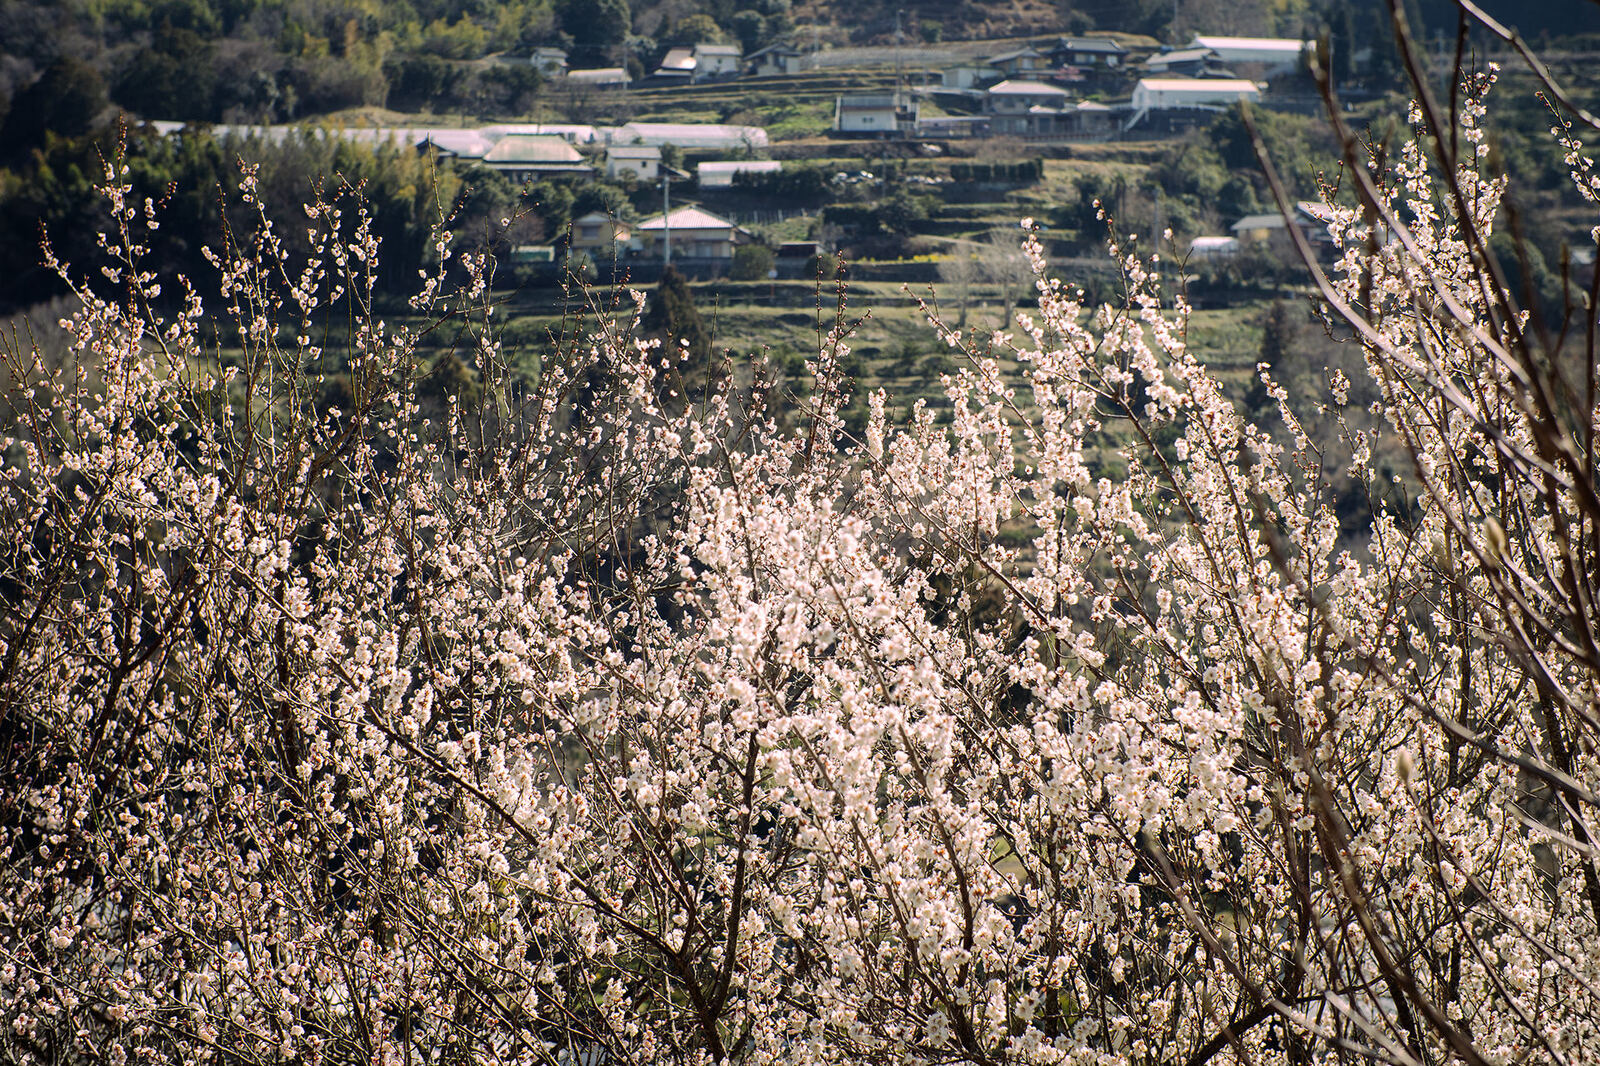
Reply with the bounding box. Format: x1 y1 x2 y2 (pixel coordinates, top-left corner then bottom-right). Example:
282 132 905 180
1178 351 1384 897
894 9 904 99
662 170 672 267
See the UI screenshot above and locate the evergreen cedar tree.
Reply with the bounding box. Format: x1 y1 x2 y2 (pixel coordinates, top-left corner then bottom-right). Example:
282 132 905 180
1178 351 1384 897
643 264 712 368
6 10 1600 1066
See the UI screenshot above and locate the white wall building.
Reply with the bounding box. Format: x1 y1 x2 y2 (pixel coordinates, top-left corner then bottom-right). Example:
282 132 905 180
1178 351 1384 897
1130 77 1260 111
834 93 918 136
1189 35 1309 75
692 43 742 81
606 145 661 181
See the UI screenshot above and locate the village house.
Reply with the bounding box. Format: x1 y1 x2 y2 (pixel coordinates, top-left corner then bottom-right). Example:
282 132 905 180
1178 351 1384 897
480 135 592 180
834 92 919 137
745 42 805 76
636 205 752 262
940 63 994 90
529 47 568 75
1143 47 1221 77
986 47 1048 77
986 79 1072 113
653 47 697 80
692 43 743 81
605 145 661 181
1047 36 1127 69
568 211 633 256
984 80 1073 136
1229 200 1338 256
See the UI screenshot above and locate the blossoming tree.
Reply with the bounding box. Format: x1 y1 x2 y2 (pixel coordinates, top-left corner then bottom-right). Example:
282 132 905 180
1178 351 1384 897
3 4 1600 1063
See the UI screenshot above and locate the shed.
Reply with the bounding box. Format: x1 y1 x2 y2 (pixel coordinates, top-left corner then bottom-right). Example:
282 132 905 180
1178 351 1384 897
606 145 662 180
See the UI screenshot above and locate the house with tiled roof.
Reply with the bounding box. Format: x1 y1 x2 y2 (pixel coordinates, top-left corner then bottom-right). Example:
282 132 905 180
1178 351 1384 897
636 205 752 261
480 135 591 180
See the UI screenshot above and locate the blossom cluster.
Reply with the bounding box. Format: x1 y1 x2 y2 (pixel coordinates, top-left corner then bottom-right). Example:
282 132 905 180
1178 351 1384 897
2 67 1598 1066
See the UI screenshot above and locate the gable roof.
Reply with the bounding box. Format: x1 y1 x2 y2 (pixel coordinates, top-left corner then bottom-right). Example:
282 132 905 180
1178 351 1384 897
482 135 584 164
658 47 697 71
695 43 742 57
482 122 601 143
1052 36 1126 54
608 145 661 159
988 79 1070 96
638 205 741 231
1231 213 1286 232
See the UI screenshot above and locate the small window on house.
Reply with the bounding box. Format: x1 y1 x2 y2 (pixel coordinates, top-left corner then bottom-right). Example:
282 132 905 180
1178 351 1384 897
580 225 600 240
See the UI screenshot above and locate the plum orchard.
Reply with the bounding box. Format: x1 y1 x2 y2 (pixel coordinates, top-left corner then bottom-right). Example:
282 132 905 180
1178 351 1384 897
4 32 1600 1066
